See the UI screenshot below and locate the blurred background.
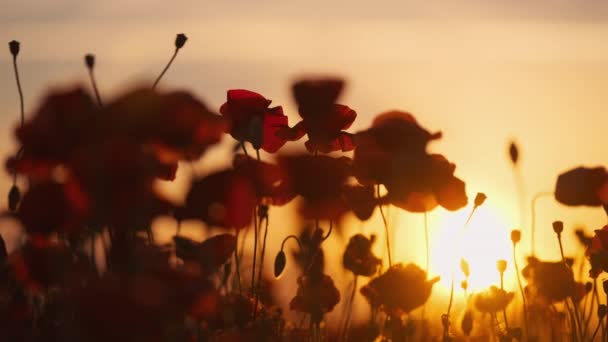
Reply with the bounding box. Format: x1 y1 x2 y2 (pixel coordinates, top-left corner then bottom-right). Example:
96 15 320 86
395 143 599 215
2 0 608 327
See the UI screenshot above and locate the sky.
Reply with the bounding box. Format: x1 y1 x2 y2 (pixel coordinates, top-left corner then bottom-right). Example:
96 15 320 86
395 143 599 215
2 0 608 323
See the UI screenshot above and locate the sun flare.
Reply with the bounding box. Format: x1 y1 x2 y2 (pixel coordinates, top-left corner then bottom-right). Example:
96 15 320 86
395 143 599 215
430 205 513 292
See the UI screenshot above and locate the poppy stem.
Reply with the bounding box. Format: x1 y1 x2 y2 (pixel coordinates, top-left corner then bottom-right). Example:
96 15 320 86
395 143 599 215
556 232 584 340
376 184 392 267
280 235 302 251
85 54 103 107
590 320 601 342
342 275 358 341
321 220 333 241
152 48 179 89
530 191 552 257
234 229 242 294
500 272 509 331
513 242 529 339
240 142 251 158
251 206 258 297
254 215 269 319
11 46 24 126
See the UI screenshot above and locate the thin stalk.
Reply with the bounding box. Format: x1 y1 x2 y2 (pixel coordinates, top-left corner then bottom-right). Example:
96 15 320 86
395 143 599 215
87 67 103 107
342 275 358 341
590 320 601 341
558 233 583 340
377 185 392 267
500 273 509 331
12 52 24 126
513 243 529 339
251 206 258 297
254 216 270 319
234 229 242 294
530 192 552 257
424 211 429 275
152 49 178 89
513 165 526 249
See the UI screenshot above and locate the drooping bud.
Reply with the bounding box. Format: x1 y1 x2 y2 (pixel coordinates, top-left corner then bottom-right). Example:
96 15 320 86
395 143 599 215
8 184 20 212
510 229 521 244
175 33 188 49
497 259 508 273
474 192 487 207
274 250 286 278
552 221 564 235
84 54 95 69
509 142 519 165
8 40 20 57
460 258 470 277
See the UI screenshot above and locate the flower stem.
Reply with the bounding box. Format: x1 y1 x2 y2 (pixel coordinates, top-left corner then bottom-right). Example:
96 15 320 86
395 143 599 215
513 243 529 338
500 273 509 331
251 206 258 297
254 215 269 319
152 48 179 89
530 191 552 257
377 184 392 267
234 229 242 294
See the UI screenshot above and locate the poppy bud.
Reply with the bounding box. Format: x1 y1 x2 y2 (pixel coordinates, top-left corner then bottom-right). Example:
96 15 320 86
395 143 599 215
510 230 521 244
274 250 286 278
474 193 487 207
84 54 95 69
8 184 20 212
599 304 607 319
175 33 188 49
8 40 19 57
497 259 507 273
552 221 564 235
461 280 468 291
461 310 473 336
460 258 470 277
509 142 519 165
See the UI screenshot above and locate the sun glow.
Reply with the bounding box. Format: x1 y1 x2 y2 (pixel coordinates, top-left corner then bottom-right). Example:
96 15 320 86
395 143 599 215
430 205 514 292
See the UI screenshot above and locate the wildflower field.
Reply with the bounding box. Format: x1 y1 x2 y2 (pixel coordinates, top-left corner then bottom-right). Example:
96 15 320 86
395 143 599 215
2 30 608 342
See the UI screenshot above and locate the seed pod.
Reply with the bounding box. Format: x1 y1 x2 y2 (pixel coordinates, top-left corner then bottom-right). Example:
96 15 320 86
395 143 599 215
510 230 521 244
474 193 487 207
9 40 20 56
175 33 188 49
552 221 564 235
497 259 507 273
85 54 95 69
274 250 286 278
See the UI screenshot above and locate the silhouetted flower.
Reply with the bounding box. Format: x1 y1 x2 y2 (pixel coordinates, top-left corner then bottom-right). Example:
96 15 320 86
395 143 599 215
289 273 340 323
474 286 514 313
220 89 288 152
360 263 439 315
279 154 365 219
173 234 236 275
354 111 467 212
343 234 381 277
278 78 356 153
587 225 608 277
178 169 256 229
511 229 521 244
554 166 608 206
17 182 82 236
522 257 586 303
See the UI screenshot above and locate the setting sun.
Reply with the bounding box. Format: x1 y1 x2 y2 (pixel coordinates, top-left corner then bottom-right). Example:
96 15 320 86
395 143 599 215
430 204 513 292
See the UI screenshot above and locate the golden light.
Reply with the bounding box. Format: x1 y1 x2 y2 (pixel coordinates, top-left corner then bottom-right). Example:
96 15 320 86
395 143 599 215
430 205 513 292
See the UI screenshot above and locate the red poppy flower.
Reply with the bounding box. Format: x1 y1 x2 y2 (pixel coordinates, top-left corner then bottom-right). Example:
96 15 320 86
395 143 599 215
554 166 608 206
343 234 382 277
102 88 226 162
220 89 288 153
13 87 99 175
354 111 441 186
178 169 256 229
278 78 357 153
382 154 468 212
17 182 83 236
289 273 340 323
360 263 439 316
232 154 294 206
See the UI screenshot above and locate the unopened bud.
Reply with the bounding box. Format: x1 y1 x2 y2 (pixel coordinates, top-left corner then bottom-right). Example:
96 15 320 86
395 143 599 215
85 54 95 69
497 259 507 273
175 33 188 49
8 40 20 57
552 221 564 235
510 229 521 244
509 142 519 165
474 192 487 207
